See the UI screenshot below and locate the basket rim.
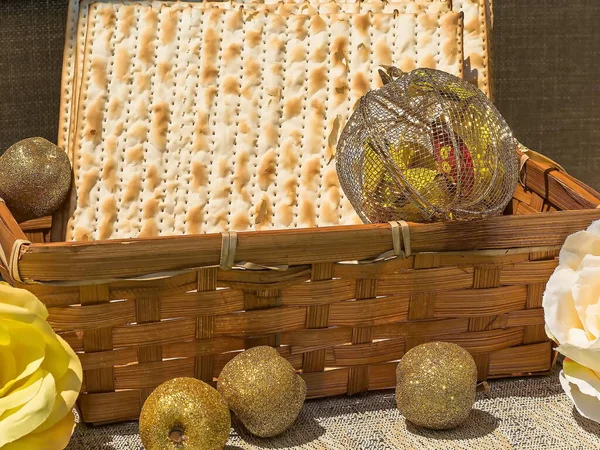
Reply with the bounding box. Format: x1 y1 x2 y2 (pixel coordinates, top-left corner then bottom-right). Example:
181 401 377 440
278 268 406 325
0 208 597 285
0 151 598 285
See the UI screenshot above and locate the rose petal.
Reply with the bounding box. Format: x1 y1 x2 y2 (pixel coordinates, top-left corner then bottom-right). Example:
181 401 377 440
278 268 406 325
557 342 600 373
0 283 48 320
1 410 75 450
0 323 10 346
1 307 71 386
587 220 600 238
560 359 600 423
39 323 70 382
559 230 600 270
0 370 56 447
0 321 46 397
572 257 600 340
543 267 584 344
33 334 83 433
563 359 600 397
585 302 600 342
0 345 16 388
0 371 45 416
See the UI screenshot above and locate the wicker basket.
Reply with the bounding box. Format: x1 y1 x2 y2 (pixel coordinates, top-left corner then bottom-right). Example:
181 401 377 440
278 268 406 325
0 147 599 425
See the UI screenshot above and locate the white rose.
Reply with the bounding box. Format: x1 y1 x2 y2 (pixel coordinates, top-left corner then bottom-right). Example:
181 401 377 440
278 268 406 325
543 219 600 422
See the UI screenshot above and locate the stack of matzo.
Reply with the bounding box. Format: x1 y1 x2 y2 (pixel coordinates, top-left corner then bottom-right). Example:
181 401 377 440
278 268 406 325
57 0 486 240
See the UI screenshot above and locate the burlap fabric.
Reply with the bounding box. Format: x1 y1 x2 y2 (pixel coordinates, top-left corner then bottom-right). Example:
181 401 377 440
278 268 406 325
66 363 600 449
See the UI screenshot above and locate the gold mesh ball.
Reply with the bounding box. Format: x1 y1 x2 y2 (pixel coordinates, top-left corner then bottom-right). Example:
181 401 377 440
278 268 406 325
336 68 518 223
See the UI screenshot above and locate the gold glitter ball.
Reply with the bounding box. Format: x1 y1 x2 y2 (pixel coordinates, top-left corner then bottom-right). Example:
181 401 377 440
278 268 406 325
396 341 477 430
0 137 71 223
139 377 231 450
217 346 306 437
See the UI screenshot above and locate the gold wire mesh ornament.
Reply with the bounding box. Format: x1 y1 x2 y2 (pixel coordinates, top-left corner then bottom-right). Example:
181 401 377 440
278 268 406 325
336 67 519 223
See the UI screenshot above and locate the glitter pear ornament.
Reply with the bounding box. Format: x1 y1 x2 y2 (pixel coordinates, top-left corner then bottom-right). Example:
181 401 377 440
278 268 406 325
217 346 306 437
336 67 518 223
0 137 71 223
139 377 231 450
396 342 477 430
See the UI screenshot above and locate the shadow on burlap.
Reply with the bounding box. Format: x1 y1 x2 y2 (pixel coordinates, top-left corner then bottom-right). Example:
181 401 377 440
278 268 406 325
67 363 600 450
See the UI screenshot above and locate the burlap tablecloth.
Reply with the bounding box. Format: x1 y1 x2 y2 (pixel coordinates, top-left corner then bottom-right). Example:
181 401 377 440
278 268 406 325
66 363 600 450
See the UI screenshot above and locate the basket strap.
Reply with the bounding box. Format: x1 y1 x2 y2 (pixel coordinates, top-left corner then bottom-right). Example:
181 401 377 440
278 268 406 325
220 231 238 270
390 220 412 258
0 238 29 284
518 142 567 172
220 231 289 271
519 153 530 187
340 220 411 265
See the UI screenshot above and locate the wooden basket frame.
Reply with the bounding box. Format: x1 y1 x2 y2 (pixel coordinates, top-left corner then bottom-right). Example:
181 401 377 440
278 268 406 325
1 148 599 425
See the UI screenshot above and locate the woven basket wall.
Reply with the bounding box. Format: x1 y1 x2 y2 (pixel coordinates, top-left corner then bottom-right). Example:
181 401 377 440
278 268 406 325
0 148 596 425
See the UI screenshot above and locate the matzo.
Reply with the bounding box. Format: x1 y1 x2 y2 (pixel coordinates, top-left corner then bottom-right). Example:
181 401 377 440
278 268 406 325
66 2 463 240
59 0 452 154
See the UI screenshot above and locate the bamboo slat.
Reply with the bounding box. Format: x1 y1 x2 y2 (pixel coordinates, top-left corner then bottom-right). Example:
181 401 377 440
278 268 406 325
160 289 244 318
434 285 527 317
112 319 197 347
523 283 548 344
78 391 141 424
328 296 409 327
520 156 600 210
488 342 553 377
500 260 558 285
332 339 405 366
303 369 349 398
195 267 219 382
282 279 356 306
377 267 475 294
114 359 196 390
368 362 398 391
214 307 306 335
18 216 52 231
15 209 600 282
48 300 136 331
78 348 138 371
302 263 334 373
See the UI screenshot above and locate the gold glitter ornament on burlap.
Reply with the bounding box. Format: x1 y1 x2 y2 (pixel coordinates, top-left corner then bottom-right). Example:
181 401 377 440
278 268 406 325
0 137 71 223
217 346 307 437
396 341 477 430
139 377 231 450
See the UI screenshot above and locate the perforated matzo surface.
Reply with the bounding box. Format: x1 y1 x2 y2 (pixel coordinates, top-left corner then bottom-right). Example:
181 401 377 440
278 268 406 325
66 2 463 239
59 0 454 152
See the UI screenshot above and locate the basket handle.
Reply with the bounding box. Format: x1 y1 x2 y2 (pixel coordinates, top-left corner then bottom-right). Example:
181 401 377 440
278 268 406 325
518 142 600 203
0 200 30 283
517 142 567 173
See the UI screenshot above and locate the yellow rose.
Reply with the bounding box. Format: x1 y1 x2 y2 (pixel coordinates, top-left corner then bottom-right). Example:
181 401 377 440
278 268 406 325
0 283 82 449
543 220 600 423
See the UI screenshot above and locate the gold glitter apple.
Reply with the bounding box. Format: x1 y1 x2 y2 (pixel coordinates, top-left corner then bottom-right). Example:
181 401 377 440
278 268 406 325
396 342 477 429
139 377 231 450
217 346 307 437
0 137 71 223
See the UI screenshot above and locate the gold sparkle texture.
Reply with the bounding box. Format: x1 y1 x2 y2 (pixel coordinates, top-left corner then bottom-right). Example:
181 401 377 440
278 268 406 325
217 346 307 437
0 137 72 223
396 342 477 430
139 377 231 450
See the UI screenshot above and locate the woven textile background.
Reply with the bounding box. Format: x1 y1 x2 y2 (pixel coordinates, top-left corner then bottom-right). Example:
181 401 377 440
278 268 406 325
0 0 598 188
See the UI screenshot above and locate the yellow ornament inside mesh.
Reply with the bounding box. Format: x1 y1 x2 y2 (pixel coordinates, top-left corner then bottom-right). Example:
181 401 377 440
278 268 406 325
337 68 518 223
